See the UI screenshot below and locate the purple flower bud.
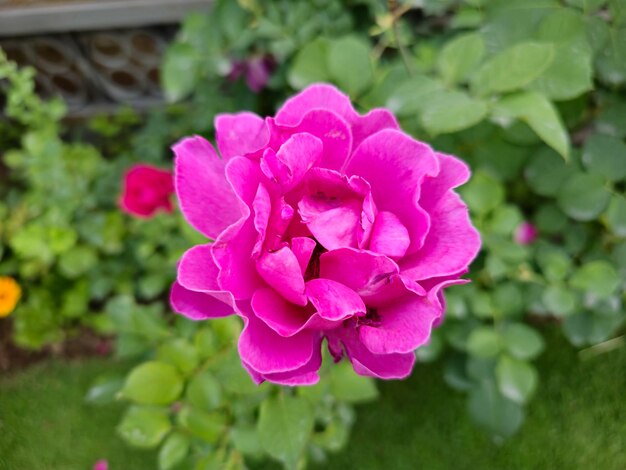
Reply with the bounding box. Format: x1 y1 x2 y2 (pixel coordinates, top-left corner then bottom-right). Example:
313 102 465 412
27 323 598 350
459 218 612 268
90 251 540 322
514 221 538 245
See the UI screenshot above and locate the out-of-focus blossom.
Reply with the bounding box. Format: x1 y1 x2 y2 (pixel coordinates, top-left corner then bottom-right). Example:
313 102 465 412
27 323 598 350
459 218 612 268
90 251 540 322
228 55 275 93
93 460 108 470
514 221 538 245
120 164 174 218
0 277 21 318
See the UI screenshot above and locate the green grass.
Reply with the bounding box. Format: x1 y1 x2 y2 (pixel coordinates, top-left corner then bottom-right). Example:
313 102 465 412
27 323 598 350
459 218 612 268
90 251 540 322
0 359 155 470
1 330 625 470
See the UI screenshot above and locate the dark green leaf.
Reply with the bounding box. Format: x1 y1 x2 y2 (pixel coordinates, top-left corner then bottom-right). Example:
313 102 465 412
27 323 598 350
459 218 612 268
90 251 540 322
557 173 611 221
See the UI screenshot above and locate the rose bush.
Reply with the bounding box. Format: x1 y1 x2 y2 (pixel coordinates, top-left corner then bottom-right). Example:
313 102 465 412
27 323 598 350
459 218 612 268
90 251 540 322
171 84 481 385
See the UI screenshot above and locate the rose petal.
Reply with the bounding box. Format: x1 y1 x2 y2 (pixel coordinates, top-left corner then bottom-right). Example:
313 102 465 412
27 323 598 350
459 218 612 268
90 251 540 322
243 335 323 386
173 136 241 239
400 191 481 281
215 112 269 160
331 327 415 379
238 306 317 374
252 287 311 336
358 294 441 355
256 246 307 305
369 211 410 259
275 84 357 127
351 108 399 151
291 237 317 275
319 248 399 296
346 129 439 254
306 278 365 321
170 282 234 319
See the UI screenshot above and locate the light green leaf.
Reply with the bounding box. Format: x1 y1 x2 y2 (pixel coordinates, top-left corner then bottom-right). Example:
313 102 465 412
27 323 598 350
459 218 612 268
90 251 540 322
327 36 374 96
467 327 501 358
502 323 545 360
529 38 592 100
385 75 444 117
438 32 485 84
329 361 379 403
179 407 227 443
157 339 199 375
570 260 621 299
607 195 626 237
496 356 538 404
162 43 199 102
258 394 314 469
459 171 505 216
117 405 171 449
493 91 569 159
471 42 555 95
121 361 183 405
542 285 578 316
557 173 611 221
159 432 190 470
84 376 124 405
288 37 330 90
420 90 488 135
186 371 222 411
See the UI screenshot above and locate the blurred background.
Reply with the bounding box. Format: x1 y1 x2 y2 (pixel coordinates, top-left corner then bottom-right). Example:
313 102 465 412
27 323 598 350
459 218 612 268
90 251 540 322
0 1 625 469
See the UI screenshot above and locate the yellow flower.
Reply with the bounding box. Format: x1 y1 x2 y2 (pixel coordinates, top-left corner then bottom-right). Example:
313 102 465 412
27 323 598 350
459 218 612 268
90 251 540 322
0 276 21 318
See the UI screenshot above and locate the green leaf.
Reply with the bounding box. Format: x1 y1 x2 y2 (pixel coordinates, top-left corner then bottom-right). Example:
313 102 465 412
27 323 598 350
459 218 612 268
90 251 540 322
542 285 578 316
121 362 183 405
528 38 593 100
536 246 572 281
438 32 485 84
501 323 545 360
468 380 524 440
117 405 171 448
582 134 626 182
385 75 444 117
420 90 488 135
459 171 505 216
557 173 611 221
607 195 626 237
570 260 621 299
524 148 575 196
288 37 330 89
493 91 569 159
471 42 555 95
258 394 314 469
157 339 199 375
159 432 190 470
179 407 228 443
563 311 624 346
162 43 199 102
84 375 124 405
467 327 501 358
186 371 222 411
329 361 379 403
496 356 538 404
232 425 265 458
327 36 374 96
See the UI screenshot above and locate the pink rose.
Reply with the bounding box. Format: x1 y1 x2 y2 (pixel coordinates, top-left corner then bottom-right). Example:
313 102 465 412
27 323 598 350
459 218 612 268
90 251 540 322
171 84 480 385
120 164 174 218
514 221 538 245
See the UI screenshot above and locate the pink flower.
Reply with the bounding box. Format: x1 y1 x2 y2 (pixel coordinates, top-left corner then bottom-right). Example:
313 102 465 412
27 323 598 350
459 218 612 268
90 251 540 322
514 221 538 245
228 55 275 93
120 164 174 218
171 84 480 385
93 460 108 470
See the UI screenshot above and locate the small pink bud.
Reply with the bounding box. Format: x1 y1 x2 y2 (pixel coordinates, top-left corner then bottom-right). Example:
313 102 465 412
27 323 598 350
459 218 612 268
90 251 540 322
514 221 538 245
93 459 108 470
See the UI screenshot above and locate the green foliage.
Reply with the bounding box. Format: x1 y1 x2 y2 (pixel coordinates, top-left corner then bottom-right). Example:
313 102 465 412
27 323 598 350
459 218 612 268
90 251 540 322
3 0 626 465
